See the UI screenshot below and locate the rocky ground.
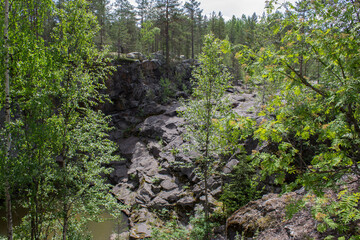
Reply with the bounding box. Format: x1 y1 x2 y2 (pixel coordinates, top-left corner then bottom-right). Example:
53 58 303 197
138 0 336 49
108 93 259 238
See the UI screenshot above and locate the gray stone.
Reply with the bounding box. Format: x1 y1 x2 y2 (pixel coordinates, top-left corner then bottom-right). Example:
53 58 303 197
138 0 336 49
223 159 239 174
211 186 222 197
160 178 177 191
136 194 151 204
110 166 128 183
148 196 170 208
129 209 159 239
109 232 130 240
151 184 161 194
113 184 137 206
226 191 313 240
128 142 159 179
147 140 162 158
139 102 166 117
129 222 151 239
118 137 140 159
178 196 196 207
138 183 155 200
199 194 218 207
192 183 203 197
158 188 183 203
126 52 146 61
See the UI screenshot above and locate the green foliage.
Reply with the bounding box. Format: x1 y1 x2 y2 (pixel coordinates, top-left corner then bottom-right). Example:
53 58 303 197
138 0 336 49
236 0 360 237
220 156 263 215
180 34 232 160
160 77 176 103
189 210 218 240
311 189 360 238
0 0 122 238
151 219 189 240
180 34 232 238
140 20 160 56
150 209 219 240
216 115 261 215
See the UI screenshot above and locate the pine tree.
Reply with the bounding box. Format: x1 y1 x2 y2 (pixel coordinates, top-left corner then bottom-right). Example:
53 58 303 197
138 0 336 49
184 0 201 59
136 0 154 25
90 0 111 49
155 0 182 68
112 0 137 53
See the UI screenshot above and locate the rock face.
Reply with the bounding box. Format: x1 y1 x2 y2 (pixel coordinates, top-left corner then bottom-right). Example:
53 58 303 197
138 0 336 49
102 59 261 239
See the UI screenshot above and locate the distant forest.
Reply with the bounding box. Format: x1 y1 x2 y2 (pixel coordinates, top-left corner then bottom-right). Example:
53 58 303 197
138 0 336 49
84 0 263 58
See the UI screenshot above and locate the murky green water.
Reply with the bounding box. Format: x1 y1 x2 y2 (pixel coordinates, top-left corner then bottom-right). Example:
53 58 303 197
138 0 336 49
0 208 128 240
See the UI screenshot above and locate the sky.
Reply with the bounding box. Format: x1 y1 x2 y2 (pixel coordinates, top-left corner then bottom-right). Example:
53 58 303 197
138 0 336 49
126 0 297 20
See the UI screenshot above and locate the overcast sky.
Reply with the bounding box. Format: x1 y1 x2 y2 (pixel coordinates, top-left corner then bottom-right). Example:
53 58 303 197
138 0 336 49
126 0 297 20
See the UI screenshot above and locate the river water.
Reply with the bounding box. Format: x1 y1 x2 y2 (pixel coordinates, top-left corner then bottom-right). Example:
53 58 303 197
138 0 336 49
0 208 128 240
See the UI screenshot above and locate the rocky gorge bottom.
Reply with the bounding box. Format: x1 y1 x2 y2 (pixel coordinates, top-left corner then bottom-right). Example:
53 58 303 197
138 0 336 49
106 84 259 239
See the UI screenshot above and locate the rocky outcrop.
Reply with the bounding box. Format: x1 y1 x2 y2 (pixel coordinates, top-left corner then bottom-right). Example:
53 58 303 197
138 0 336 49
226 182 360 240
227 189 308 240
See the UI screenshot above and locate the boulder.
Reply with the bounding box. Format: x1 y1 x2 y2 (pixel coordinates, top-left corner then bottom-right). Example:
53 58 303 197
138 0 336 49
151 51 165 63
138 115 169 139
129 209 161 239
139 102 167 117
147 140 162 158
160 178 178 191
162 190 182 203
109 165 128 184
148 196 171 208
109 232 130 240
138 114 182 144
141 60 159 72
126 52 146 61
129 142 159 179
138 183 155 201
177 195 196 207
226 189 320 240
118 137 140 159
223 159 239 174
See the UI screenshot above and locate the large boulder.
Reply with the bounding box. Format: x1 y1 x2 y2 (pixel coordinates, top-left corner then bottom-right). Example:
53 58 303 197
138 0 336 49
126 52 146 61
129 209 161 239
226 188 326 240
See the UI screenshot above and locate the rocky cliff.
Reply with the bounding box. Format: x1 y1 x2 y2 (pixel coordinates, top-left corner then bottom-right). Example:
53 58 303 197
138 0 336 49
102 58 260 239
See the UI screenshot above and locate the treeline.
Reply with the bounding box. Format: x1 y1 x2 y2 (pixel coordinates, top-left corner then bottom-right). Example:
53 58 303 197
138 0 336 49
87 0 265 61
